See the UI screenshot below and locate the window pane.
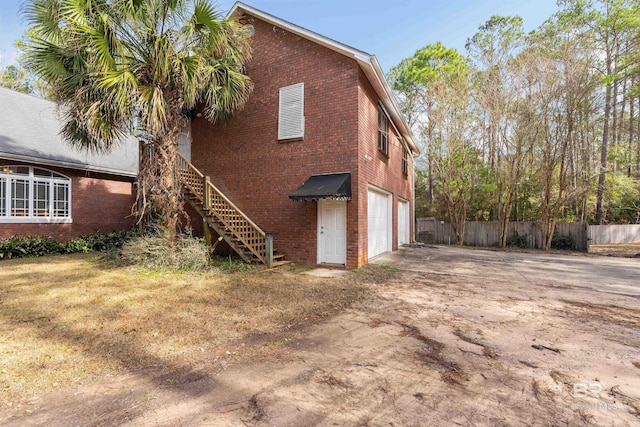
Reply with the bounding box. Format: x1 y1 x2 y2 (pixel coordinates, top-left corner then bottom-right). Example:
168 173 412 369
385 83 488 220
33 168 53 178
11 178 29 216
1 166 29 175
0 177 5 216
402 148 408 174
53 182 70 217
34 181 50 217
377 106 389 155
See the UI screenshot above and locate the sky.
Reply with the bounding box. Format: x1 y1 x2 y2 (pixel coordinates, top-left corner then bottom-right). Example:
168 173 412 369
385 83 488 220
0 0 559 72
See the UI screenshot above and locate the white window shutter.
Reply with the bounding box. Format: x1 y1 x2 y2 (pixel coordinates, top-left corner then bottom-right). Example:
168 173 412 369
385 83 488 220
278 83 304 140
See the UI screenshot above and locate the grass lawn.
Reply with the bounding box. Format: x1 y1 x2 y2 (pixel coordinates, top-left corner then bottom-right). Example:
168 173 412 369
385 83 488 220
589 242 640 257
0 254 370 407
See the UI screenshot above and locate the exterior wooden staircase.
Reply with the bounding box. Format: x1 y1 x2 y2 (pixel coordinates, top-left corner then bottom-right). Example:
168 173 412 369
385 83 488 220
176 153 288 268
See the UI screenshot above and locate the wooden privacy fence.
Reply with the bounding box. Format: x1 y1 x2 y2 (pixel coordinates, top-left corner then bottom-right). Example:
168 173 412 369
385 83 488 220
588 224 640 245
416 218 588 252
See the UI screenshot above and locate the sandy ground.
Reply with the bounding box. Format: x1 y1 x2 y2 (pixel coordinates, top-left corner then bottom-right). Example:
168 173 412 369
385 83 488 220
2 246 640 426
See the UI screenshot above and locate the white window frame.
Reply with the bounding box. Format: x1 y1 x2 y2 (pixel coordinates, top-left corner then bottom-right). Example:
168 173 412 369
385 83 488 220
402 145 409 175
378 104 389 155
0 165 72 223
278 82 305 140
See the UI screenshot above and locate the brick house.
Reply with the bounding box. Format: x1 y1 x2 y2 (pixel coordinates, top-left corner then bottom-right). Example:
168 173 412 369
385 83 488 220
0 87 138 241
181 2 419 269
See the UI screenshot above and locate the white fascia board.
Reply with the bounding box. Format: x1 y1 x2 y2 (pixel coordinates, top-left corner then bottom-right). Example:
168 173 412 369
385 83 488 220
356 58 418 154
0 153 138 178
229 2 368 60
368 57 420 154
229 2 419 155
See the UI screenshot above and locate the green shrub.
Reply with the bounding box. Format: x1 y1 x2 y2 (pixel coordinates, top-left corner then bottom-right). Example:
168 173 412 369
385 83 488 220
64 230 136 253
0 230 136 260
0 235 63 259
120 234 210 271
551 234 574 250
63 236 92 253
506 231 529 248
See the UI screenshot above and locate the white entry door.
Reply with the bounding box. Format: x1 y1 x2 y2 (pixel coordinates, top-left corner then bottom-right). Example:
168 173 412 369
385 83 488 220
318 199 347 264
398 199 410 246
368 187 392 259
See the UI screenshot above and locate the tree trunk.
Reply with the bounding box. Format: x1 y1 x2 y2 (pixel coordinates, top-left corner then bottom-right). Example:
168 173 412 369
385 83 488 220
428 152 434 202
637 94 640 177
629 76 634 177
135 122 184 243
611 79 618 160
499 210 510 248
596 58 612 225
543 218 556 251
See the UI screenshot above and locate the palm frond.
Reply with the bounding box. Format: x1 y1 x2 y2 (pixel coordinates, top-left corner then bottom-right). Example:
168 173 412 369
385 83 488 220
22 0 253 149
21 0 64 42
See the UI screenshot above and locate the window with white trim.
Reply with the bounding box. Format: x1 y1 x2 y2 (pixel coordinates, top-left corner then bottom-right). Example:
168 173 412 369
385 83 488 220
0 177 5 216
0 166 72 223
402 146 409 175
278 82 304 140
378 105 389 155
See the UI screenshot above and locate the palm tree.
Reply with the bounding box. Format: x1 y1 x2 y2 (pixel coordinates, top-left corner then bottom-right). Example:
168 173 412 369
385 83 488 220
21 0 253 239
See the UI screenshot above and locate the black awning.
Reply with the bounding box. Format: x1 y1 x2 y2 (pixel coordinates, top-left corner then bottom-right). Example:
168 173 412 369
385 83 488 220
289 172 351 201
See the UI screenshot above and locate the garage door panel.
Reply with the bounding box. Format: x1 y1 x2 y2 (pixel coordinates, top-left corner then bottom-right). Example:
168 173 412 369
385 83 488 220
398 200 409 246
368 188 390 259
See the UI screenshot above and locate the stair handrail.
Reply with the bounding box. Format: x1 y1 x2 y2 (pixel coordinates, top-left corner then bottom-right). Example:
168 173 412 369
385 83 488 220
205 180 267 239
176 152 205 200
176 153 204 179
176 153 271 265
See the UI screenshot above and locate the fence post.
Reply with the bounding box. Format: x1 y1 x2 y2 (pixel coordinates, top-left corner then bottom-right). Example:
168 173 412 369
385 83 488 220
584 222 589 252
265 233 274 268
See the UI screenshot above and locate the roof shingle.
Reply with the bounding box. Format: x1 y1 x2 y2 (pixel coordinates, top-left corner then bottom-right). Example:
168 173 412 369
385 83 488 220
0 87 138 177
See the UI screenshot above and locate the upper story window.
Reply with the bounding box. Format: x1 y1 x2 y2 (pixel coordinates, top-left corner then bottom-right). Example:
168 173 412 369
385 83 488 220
0 166 71 223
402 146 409 175
278 82 305 140
378 104 389 155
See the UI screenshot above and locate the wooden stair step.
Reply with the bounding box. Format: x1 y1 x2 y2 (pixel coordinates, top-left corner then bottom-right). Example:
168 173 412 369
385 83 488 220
270 260 291 268
178 161 282 269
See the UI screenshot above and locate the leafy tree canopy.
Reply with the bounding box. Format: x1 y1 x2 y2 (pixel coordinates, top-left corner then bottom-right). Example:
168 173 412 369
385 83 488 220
0 65 35 94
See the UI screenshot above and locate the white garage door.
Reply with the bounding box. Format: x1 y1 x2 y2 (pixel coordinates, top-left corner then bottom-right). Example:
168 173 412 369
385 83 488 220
398 199 410 246
368 187 391 259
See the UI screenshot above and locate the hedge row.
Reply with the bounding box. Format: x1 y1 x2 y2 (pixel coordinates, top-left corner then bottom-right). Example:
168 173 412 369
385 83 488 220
0 230 136 260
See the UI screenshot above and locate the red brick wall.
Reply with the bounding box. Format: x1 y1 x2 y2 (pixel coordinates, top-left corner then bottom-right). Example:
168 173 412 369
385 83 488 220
190 14 360 266
356 71 414 266
190 13 414 269
0 161 136 241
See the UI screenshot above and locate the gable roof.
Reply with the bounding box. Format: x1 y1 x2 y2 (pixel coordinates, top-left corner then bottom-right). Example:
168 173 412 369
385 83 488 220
0 87 138 177
228 2 420 154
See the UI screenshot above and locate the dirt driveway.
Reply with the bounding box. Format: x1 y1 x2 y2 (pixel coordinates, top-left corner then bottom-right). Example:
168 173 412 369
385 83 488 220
4 247 640 426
